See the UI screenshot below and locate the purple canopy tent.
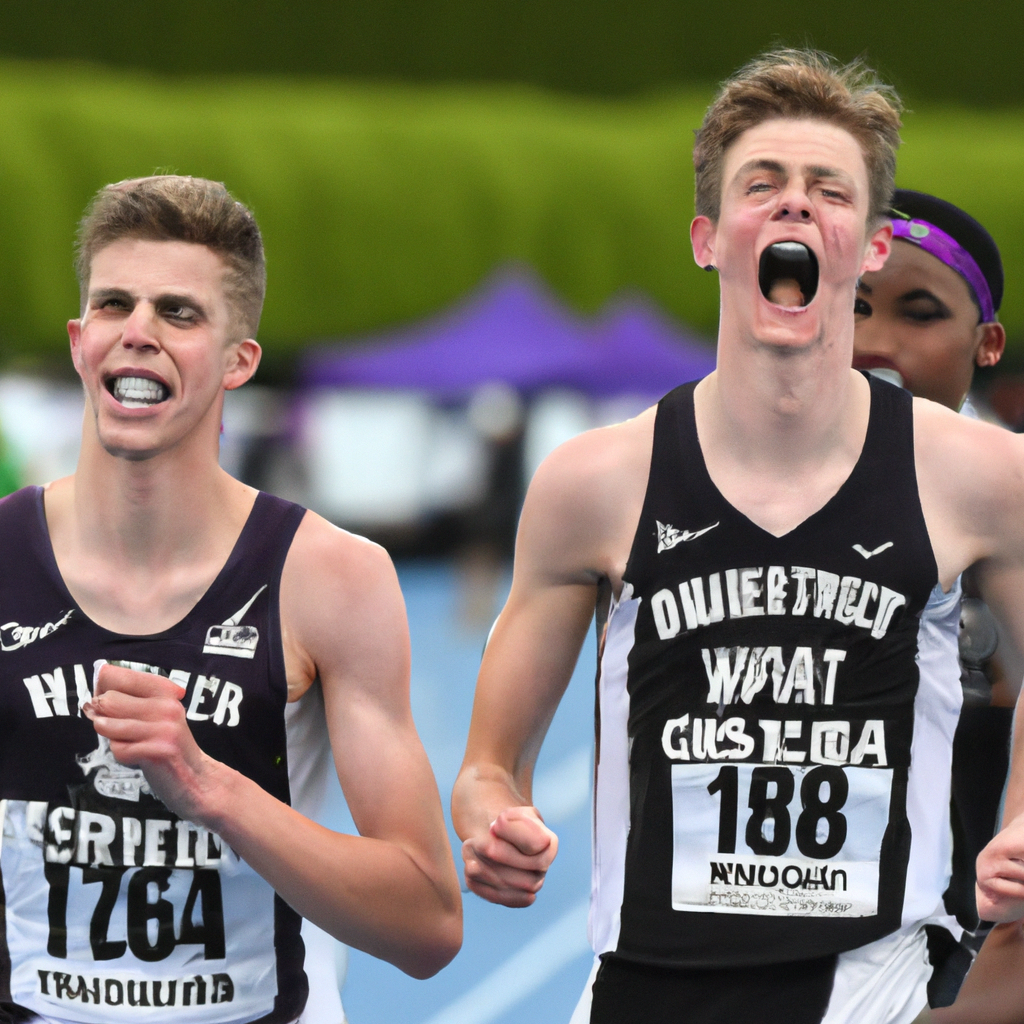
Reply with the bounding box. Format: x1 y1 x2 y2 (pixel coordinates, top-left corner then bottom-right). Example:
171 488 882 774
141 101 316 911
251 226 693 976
300 267 716 399
584 294 717 397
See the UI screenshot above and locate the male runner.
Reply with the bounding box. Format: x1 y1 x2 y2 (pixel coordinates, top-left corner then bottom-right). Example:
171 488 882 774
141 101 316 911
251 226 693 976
0 175 461 1023
452 50 1024 1023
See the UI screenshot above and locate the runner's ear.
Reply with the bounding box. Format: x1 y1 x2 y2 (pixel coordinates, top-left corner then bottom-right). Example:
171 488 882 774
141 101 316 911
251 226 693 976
861 222 893 275
691 216 717 271
974 321 1005 369
224 338 261 391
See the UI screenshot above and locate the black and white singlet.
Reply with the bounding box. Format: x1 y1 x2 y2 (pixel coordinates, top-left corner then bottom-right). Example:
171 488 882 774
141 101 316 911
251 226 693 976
0 488 310 1024
590 378 960 993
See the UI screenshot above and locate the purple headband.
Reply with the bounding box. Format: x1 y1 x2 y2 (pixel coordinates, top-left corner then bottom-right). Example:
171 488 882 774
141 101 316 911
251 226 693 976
891 217 995 322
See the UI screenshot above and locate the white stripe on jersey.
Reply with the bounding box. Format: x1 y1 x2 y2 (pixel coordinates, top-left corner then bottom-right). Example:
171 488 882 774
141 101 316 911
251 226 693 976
903 578 963 928
590 583 638 956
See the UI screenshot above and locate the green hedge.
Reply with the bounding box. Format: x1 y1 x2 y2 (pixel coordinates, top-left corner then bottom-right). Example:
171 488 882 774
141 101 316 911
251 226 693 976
0 61 1022 360
0 1 1020 107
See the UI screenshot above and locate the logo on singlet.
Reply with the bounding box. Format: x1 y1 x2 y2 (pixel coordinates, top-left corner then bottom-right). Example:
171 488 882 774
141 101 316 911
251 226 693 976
852 541 894 559
657 520 719 552
77 735 153 802
203 585 267 660
0 609 73 651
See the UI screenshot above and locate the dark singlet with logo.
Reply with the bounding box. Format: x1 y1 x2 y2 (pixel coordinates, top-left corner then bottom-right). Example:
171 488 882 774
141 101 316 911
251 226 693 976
590 378 938 1021
0 487 308 1024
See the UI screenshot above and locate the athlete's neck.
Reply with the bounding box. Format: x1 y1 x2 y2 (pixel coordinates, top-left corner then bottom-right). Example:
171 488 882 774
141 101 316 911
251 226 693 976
694 324 871 536
43 419 257 634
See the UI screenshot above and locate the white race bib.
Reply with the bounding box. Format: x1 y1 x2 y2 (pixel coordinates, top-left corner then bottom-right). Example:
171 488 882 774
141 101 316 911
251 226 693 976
670 763 892 917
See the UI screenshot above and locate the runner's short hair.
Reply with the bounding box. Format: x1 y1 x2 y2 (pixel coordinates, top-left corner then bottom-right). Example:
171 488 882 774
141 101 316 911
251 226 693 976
75 175 266 338
694 49 903 225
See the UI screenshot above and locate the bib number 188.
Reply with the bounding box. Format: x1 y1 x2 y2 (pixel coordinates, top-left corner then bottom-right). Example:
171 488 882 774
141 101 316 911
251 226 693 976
707 764 849 860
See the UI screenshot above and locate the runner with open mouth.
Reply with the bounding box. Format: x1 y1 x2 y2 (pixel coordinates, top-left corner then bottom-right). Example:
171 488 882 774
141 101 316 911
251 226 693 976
758 240 819 308
106 374 170 408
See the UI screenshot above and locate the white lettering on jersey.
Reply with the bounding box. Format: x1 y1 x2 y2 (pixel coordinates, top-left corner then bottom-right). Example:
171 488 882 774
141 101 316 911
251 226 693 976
21 663 245 725
701 646 848 706
0 609 73 651
652 566 908 640
661 717 887 767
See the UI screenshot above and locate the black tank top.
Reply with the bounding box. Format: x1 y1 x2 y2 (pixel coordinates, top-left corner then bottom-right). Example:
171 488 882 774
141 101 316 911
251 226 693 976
0 487 308 1023
608 377 938 968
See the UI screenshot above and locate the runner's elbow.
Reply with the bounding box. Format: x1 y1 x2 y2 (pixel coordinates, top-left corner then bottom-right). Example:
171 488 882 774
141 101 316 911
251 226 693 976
399 909 463 978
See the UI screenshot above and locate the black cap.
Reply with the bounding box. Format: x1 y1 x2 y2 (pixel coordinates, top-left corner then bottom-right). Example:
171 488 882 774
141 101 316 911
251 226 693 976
890 188 1003 315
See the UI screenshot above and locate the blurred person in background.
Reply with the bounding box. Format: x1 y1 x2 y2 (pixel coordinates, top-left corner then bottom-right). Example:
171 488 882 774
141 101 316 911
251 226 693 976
853 189 1022 1011
0 175 461 1024
454 49 1024 1024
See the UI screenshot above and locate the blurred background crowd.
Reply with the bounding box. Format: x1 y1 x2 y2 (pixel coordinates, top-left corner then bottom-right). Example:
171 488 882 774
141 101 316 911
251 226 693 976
0 2 1021 1020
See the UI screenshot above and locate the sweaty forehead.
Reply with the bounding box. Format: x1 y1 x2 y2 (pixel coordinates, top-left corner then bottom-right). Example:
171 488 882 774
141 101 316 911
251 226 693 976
722 119 868 189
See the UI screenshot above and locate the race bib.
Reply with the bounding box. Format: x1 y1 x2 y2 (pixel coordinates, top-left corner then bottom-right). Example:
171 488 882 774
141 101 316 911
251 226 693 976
671 762 892 917
2 798 279 1023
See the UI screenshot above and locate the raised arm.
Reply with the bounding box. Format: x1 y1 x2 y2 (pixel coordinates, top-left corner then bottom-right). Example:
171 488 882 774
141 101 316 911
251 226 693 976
452 414 652 907
87 513 462 978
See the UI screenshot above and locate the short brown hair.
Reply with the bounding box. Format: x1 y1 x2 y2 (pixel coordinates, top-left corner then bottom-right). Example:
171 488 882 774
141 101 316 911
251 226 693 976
75 175 266 338
694 49 902 224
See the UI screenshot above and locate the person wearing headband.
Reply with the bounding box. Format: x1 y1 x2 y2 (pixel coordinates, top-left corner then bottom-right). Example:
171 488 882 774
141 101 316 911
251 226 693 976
853 190 1021 1017
853 188 1005 409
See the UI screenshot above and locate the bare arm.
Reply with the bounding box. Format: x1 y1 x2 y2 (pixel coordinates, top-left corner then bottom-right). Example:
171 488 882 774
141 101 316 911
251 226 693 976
452 414 652 906
971 488 1024 924
916 402 1024 924
86 514 461 978
920 923 1024 1023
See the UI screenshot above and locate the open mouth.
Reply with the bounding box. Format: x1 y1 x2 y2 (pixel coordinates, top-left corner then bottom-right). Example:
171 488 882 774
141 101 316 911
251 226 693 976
107 375 170 408
758 242 819 308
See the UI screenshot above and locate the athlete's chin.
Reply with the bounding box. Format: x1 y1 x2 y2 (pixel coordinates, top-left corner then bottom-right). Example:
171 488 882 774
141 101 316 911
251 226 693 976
749 305 824 348
751 322 824 354
96 431 173 462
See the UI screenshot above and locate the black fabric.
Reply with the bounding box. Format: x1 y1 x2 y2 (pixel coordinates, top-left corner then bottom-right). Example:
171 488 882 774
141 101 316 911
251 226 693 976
925 924 973 1009
945 705 1013 930
890 189 1004 314
590 952 838 1024
613 376 938 968
0 487 309 1023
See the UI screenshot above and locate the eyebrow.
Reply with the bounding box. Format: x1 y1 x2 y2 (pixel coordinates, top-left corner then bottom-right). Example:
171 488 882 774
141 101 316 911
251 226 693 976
898 289 944 304
89 287 134 305
734 159 855 186
88 288 207 318
806 165 853 184
735 159 786 178
857 280 873 295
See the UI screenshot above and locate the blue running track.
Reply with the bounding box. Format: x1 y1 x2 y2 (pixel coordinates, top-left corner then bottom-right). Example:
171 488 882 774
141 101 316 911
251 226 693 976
320 560 597 1024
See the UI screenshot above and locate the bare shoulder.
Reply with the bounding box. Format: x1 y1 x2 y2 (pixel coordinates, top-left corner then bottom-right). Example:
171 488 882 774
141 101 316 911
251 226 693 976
516 406 656 586
914 398 1024 571
283 508 397 590
280 510 408 696
530 406 655 500
915 399 1024 507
